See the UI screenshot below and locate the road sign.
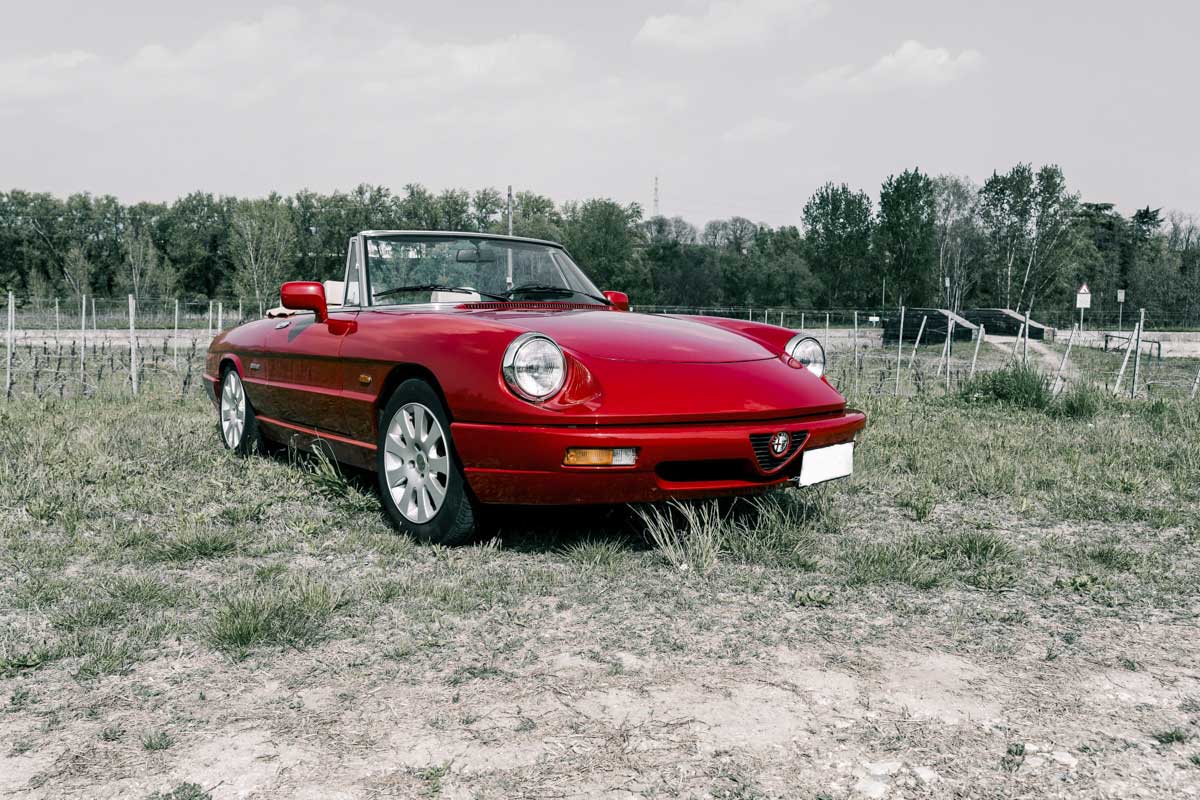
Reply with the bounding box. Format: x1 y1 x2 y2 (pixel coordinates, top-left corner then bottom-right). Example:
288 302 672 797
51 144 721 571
1076 284 1092 309
1117 289 1126 303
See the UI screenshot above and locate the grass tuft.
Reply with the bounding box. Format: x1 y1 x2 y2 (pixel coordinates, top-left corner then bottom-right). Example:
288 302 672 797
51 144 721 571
961 364 1050 410
208 577 346 659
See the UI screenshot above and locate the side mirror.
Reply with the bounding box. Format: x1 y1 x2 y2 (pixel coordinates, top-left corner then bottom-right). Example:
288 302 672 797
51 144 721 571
603 290 630 312
281 281 328 322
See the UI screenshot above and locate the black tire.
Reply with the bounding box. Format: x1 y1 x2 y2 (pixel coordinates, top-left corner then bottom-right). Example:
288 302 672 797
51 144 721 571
217 365 262 457
376 379 478 545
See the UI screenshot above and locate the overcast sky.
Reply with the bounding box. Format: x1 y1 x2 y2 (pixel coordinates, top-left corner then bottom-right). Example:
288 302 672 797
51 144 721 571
1 0 1196 226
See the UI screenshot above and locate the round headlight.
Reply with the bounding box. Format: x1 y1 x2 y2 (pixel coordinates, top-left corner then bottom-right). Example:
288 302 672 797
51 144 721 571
502 333 566 401
785 335 825 377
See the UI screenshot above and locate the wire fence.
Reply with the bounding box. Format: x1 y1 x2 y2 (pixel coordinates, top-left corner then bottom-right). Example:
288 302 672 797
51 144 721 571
4 293 1199 404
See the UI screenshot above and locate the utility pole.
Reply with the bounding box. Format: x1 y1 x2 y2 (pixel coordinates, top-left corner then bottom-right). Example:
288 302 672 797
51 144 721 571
506 185 514 290
653 176 659 218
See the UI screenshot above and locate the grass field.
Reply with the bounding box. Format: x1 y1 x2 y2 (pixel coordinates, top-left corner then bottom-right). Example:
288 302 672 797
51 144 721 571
2 375 1200 798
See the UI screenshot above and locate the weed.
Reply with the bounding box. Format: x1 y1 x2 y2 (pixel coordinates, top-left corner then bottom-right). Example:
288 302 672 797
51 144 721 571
414 762 450 797
560 537 628 572
141 730 175 751
1151 728 1191 745
1054 382 1102 420
151 528 239 562
636 500 725 576
147 782 211 800
100 724 126 741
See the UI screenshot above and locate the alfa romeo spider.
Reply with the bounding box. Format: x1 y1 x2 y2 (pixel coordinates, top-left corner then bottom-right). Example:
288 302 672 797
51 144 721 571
205 231 866 544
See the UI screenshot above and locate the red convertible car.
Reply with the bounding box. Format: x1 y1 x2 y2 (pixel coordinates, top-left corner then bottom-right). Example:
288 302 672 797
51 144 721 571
205 231 865 544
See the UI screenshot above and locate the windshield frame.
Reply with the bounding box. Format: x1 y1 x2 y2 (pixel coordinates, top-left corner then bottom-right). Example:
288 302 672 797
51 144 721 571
361 232 604 308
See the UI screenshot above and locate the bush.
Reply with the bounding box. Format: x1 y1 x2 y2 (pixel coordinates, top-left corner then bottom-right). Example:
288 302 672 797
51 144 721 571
960 365 1050 410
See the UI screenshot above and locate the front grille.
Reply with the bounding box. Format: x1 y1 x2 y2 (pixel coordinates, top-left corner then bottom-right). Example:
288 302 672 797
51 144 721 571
749 431 807 473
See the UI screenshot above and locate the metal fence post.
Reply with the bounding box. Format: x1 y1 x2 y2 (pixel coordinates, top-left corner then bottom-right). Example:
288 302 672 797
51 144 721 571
173 299 179 371
1052 324 1076 395
824 313 830 353
1113 322 1138 397
944 320 955 393
1131 308 1145 399
1023 309 1030 365
894 306 905 397
908 315 927 369
129 294 138 397
4 292 13 400
217 301 223 332
969 325 984 379
80 293 86 387
91 297 96 331
55 297 60 338
207 301 213 336
1190 365 1200 401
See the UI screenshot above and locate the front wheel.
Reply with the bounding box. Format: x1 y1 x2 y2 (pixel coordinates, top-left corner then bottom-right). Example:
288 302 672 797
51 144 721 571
376 379 478 545
218 367 261 456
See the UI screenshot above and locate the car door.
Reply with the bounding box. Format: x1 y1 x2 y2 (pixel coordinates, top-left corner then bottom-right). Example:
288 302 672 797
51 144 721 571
259 240 362 435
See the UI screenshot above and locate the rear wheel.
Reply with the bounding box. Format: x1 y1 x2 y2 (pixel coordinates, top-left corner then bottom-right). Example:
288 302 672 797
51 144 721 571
218 366 261 456
376 379 477 545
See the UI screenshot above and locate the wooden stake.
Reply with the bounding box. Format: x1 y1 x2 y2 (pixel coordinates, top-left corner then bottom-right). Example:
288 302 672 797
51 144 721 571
894 306 905 397
908 315 927 369
969 325 984 379
129 294 138 397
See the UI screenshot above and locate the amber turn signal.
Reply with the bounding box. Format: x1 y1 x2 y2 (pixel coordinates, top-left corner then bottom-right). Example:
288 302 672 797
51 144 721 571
563 447 639 467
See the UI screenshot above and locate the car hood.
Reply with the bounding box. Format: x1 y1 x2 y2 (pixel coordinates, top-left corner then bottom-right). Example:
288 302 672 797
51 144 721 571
467 308 775 363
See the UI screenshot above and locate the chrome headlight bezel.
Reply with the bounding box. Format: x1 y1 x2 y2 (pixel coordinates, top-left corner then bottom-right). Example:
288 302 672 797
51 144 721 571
785 334 825 377
502 332 567 402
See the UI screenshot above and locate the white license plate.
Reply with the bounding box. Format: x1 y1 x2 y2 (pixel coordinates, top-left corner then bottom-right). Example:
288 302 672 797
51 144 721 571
795 442 854 487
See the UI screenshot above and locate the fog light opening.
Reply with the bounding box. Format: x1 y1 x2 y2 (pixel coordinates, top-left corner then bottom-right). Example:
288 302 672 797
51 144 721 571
564 447 639 467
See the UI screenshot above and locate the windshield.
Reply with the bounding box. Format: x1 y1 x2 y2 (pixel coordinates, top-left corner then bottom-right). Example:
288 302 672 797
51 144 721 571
364 235 605 306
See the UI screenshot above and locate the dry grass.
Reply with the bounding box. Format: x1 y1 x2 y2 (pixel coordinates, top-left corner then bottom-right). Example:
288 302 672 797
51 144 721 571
1 369 1199 797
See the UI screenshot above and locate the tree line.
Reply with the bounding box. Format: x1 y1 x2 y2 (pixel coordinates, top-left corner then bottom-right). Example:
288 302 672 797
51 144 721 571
2 166 1197 322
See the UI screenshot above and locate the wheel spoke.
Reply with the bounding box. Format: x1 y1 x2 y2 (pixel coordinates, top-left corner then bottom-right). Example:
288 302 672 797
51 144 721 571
428 452 449 476
426 474 447 506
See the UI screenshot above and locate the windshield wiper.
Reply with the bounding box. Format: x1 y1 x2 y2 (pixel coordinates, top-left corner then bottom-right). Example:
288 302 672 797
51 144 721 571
373 284 510 302
503 284 612 305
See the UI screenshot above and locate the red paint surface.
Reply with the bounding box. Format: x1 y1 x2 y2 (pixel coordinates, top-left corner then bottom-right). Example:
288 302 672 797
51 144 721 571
205 304 866 505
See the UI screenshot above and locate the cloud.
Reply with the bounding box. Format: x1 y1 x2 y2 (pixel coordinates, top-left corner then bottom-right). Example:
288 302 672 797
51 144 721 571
804 40 982 94
722 116 792 142
635 0 827 51
0 6 574 105
0 50 97 100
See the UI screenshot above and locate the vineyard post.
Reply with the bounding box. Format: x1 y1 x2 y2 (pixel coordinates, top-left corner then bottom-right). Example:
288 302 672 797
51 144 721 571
1009 324 1025 364
5 292 13 400
80 293 86 386
129 294 138 397
91 297 96 331
1052 324 1077 395
207 301 213 336
217 302 223 332
1131 308 1145 399
908 315 927 369
1113 322 1138 396
824 313 830 353
55 297 60 338
800 312 804 331
944 320 955 393
1190 365 1200 401
173 299 180 370
1023 309 1030 365
894 306 905 397
969 325 984 379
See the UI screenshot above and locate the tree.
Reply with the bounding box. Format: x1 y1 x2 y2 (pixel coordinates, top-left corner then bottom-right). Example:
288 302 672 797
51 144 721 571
122 230 173 300
876 168 937 307
230 198 296 313
62 245 91 299
562 199 648 295
801 183 874 306
932 175 983 312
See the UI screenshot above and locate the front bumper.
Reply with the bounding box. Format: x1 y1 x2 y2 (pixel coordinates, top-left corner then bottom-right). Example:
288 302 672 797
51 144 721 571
451 409 866 505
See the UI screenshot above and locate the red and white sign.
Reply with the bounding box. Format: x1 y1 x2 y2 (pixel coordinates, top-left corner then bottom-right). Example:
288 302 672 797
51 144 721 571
1076 283 1092 310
